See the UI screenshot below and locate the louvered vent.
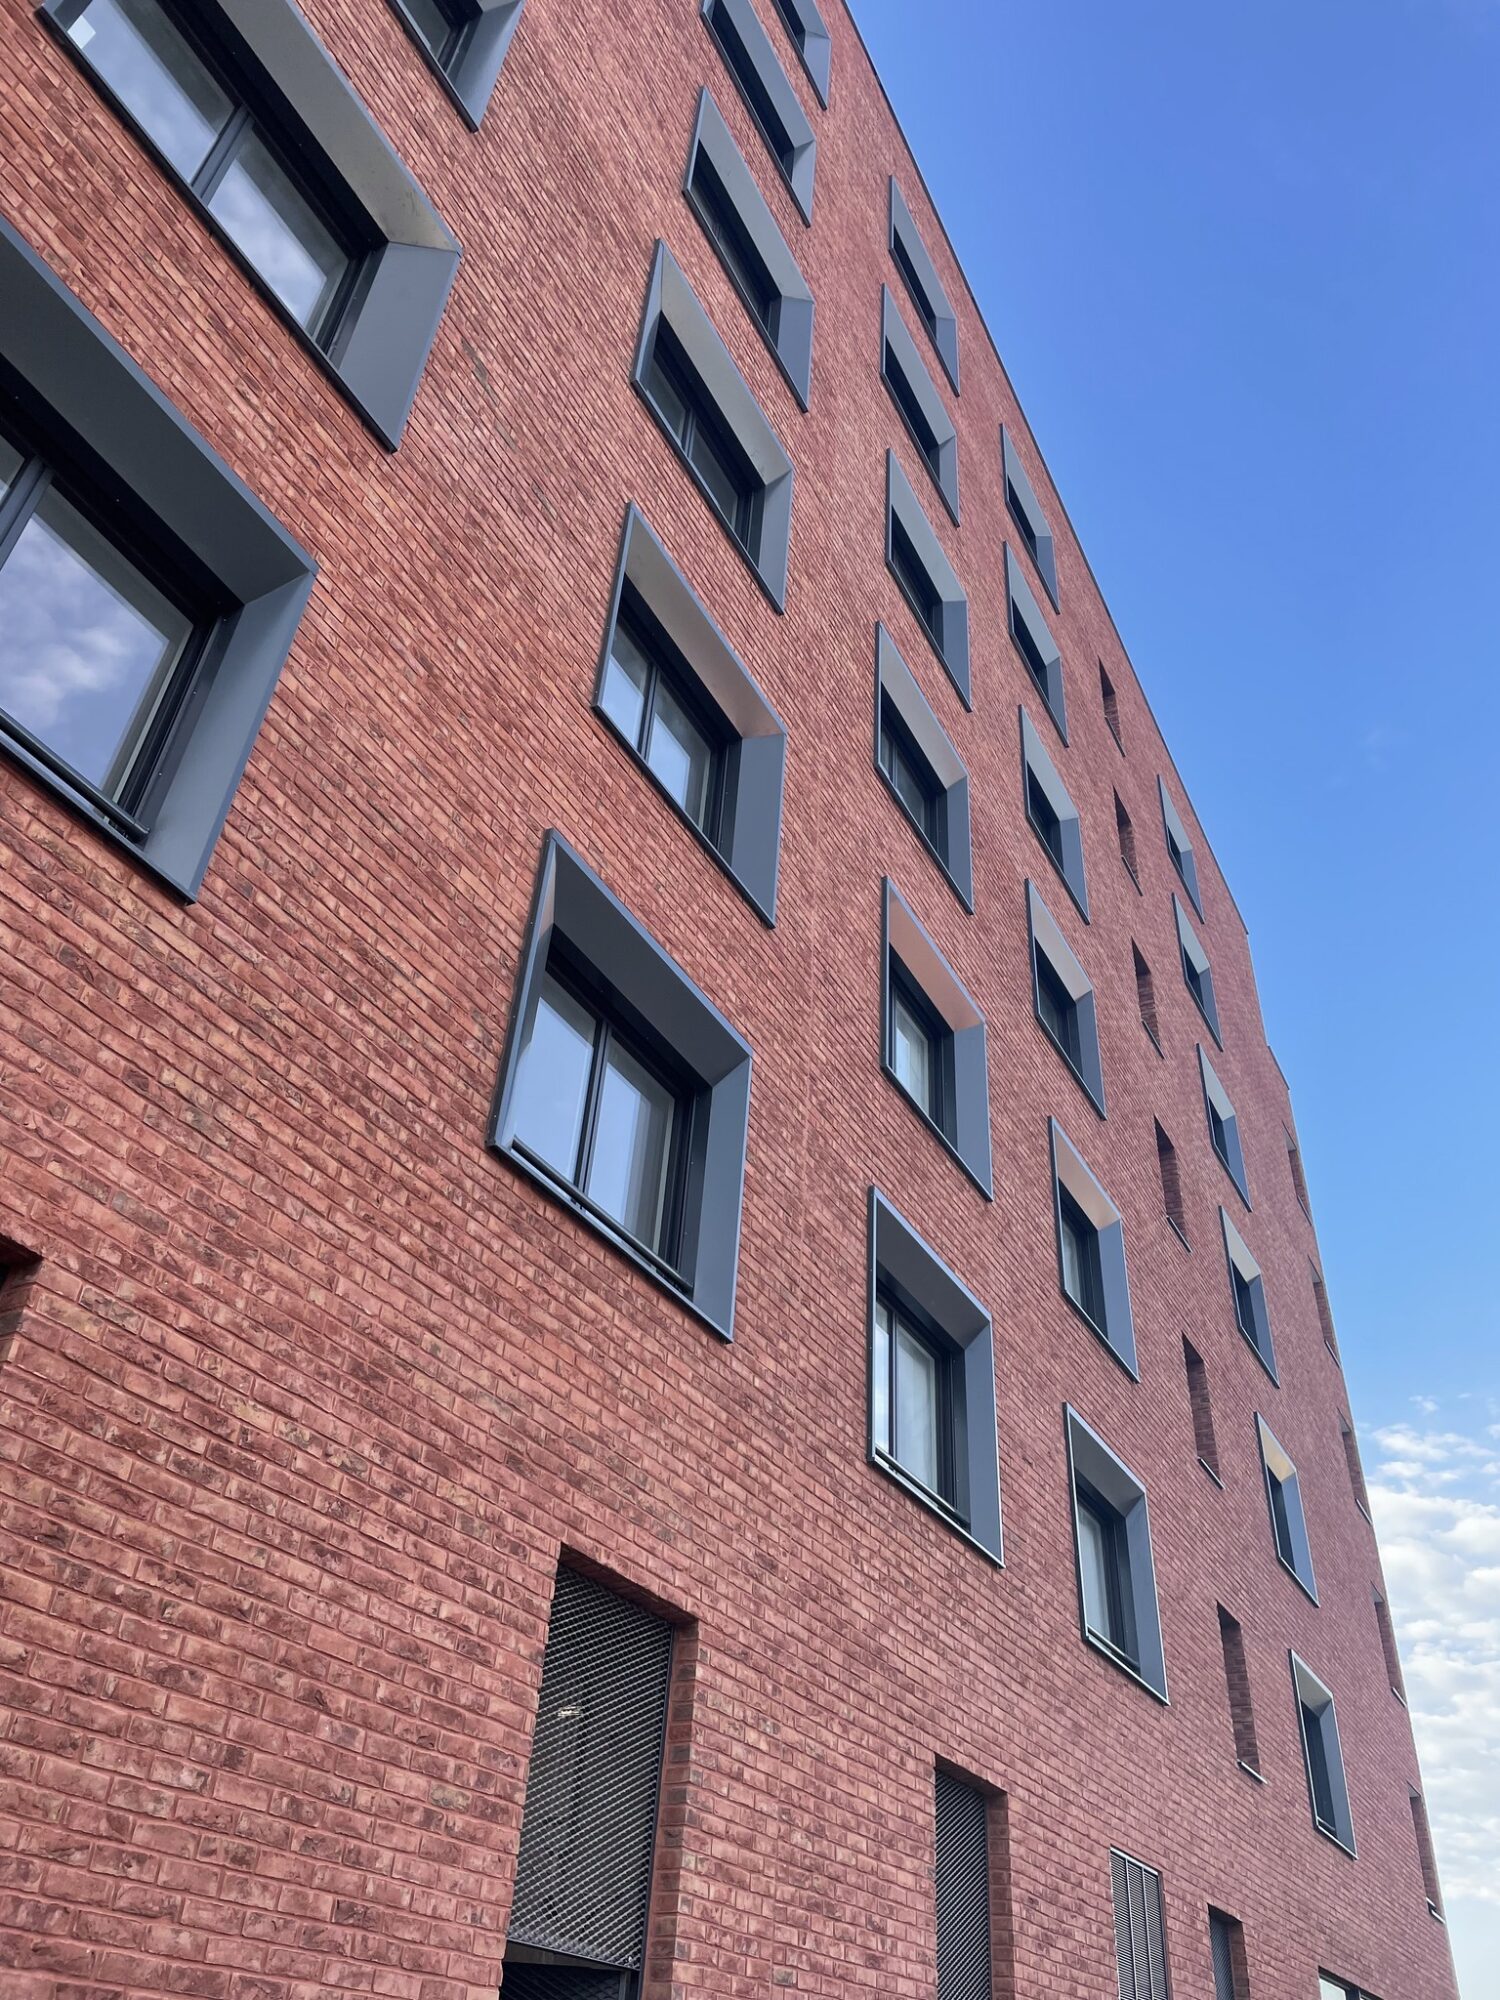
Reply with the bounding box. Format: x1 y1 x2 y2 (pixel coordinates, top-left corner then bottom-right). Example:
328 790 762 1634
507 1567 674 1973
1110 1851 1169 2000
935 1769 991 2000
1209 1910 1239 2000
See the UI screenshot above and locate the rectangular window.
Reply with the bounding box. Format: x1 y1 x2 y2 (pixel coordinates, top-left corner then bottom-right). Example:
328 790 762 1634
504 1564 675 1996
1021 710 1088 915
387 0 523 126
889 180 959 389
1159 776 1204 915
1001 426 1058 607
1321 1980 1382 2000
1312 1264 1339 1359
883 882 993 1193
768 0 831 103
1133 944 1161 1051
1217 1607 1260 1774
1184 1340 1220 1480
643 323 760 547
881 700 942 846
1410 1787 1444 1918
1100 662 1123 749
684 91 815 404
1222 1210 1276 1376
1208 1909 1248 2000
1287 1127 1312 1214
1258 1417 1318 1601
1110 1850 1169 2000
1340 1413 1372 1521
891 511 941 634
889 960 951 1138
1059 1188 1106 1328
1292 1653 1356 1854
1052 1123 1135 1372
1199 1045 1250 1204
1115 792 1139 885
875 626 973 907
1029 886 1106 1114
1156 1124 1187 1245
1175 896 1222 1043
701 0 816 218
1005 545 1066 738
887 452 970 703
1067 1412 1167 1699
883 290 959 519
45 0 459 447
601 590 727 842
1374 1589 1406 1703
934 1770 995 2000
867 1191 1003 1561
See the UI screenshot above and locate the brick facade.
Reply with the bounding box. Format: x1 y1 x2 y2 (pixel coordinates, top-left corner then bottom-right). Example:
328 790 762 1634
0 1 1458 1996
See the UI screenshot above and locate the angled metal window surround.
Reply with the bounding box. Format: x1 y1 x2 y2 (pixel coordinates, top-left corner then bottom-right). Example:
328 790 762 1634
1028 885 1106 1117
385 0 525 128
1052 1122 1135 1371
882 286 959 521
770 0 831 104
882 880 993 1196
1020 707 1088 918
886 451 970 705
1067 1411 1169 1702
700 0 817 221
1002 425 1058 609
1005 544 1066 740
889 179 959 391
874 624 973 909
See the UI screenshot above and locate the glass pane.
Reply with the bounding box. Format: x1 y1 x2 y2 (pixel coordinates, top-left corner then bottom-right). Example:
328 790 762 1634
0 434 22 501
599 623 650 749
644 348 691 446
67 0 233 180
1269 1475 1295 1565
883 726 932 833
510 976 596 1183
1077 1502 1115 1643
587 1039 676 1253
871 1301 892 1456
0 485 192 793
891 988 934 1113
1303 1704 1337 1824
894 1323 939 1492
400 0 460 60
209 131 347 333
689 424 750 540
646 679 714 829
1060 1204 1089 1311
1037 958 1075 1057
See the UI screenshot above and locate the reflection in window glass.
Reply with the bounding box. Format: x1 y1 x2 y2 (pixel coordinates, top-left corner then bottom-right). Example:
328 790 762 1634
0 485 192 793
894 1318 939 1492
0 435 23 500
1077 1500 1114 1641
587 1040 674 1251
600 625 650 746
208 131 346 332
510 976 595 1182
646 680 713 830
400 0 464 63
891 984 934 1114
872 1300 893 1457
66 0 232 180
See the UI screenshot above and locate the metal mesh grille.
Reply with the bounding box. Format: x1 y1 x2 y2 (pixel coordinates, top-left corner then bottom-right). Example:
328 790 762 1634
1110 1851 1168 2000
934 1770 991 2000
1209 1911 1238 2000
508 1567 674 1970
501 1967 630 2000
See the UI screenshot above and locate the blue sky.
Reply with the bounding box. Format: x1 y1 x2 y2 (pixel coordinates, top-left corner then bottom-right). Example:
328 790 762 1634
850 1 1499 1989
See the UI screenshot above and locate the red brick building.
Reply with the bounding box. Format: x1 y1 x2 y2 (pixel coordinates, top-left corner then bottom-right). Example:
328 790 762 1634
0 1 1458 1997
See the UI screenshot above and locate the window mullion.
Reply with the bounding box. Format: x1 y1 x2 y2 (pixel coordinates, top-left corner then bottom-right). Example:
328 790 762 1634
574 1013 610 1194
638 659 660 759
193 103 253 203
0 459 51 569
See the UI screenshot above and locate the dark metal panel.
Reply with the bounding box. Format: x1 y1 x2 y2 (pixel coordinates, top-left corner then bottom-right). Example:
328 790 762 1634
935 1770 991 2000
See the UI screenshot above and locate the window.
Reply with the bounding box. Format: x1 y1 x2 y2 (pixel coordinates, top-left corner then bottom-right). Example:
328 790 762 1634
1115 792 1139 886
46 0 459 447
1159 776 1204 916
1321 1980 1382 2000
1133 944 1161 1051
875 626 973 907
1222 1211 1275 1374
882 882 993 1193
634 243 795 608
1110 1852 1169 2000
1156 1124 1187 1245
1208 1909 1248 2000
595 506 787 922
1020 710 1088 916
1100 662 1123 750
1410 1787 1444 1919
1029 887 1105 1115
685 90 815 405
768 0 831 103
889 180 959 390
1067 1413 1167 1697
1005 545 1066 739
0 1236 41 1370
1287 1127 1312 1214
886 453 970 703
0 216 314 896
1001 426 1058 607
701 0 816 219
504 1564 674 1997
1373 1589 1406 1702
491 835 753 1340
867 1191 1003 1561
1185 1341 1220 1480
386 0 524 126
883 290 959 519
1198 1046 1250 1204
1257 1417 1317 1600
1052 1125 1135 1371
934 1770 996 2000
1312 1264 1339 1359
1292 1653 1356 1855
1175 897 1222 1043
1340 1413 1372 1520
1217 1607 1260 1774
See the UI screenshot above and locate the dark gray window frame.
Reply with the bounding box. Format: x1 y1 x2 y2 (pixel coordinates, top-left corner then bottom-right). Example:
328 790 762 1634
632 242 795 611
594 504 787 924
1051 1122 1136 1374
1222 1209 1277 1380
1175 895 1222 1045
1020 708 1088 918
684 89 815 408
888 180 959 391
1257 1415 1318 1603
1160 775 1204 916
1291 1652 1357 1858
1066 1409 1169 1702
384 0 524 128
874 625 972 910
42 0 461 450
489 832 753 1342
1001 425 1058 609
0 214 314 898
1029 885 1105 1117
768 0 830 104
1005 544 1066 740
881 881 993 1198
886 451 970 705
1198 1044 1250 1206
699 0 816 222
881 288 958 522
867 1189 1002 1564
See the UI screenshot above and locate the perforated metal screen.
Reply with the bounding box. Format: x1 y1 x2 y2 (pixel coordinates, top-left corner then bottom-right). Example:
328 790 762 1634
507 1566 674 1973
1111 1851 1169 2000
500 1966 631 2000
935 1769 992 2000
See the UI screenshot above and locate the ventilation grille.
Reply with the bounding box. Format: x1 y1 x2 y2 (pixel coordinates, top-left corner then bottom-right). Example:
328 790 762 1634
935 1769 991 2000
1111 1851 1168 2000
1209 1910 1240 2000
508 1567 674 1971
501 1966 631 2000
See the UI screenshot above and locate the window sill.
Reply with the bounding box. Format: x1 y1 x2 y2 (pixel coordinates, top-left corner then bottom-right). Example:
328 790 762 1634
1237 1321 1280 1385
870 1451 1002 1567
1428 1901 1446 1924
1081 1626 1168 1706
1236 1759 1265 1785
1059 1284 1139 1383
1274 1551 1320 1608
1198 1457 1223 1490
1141 1020 1164 1059
1311 1819 1358 1862
882 1065 993 1202
1167 1218 1191 1254
1212 1146 1252 1211
1186 980 1224 1050
1121 856 1142 895
1027 814 1090 923
1037 1019 1106 1121
874 762 972 913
